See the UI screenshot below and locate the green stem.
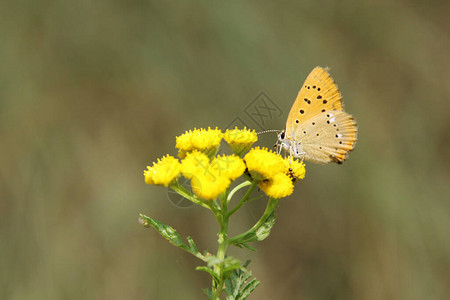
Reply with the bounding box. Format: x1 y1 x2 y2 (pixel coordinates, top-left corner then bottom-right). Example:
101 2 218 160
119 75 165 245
228 197 279 245
211 192 229 299
169 181 212 210
228 180 258 217
227 180 251 204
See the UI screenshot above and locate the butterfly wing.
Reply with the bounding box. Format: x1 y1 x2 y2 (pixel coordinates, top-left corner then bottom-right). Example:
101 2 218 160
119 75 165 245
285 67 344 138
293 110 357 164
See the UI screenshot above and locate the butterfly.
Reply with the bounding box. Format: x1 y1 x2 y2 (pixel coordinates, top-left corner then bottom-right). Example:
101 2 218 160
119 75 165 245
277 67 357 164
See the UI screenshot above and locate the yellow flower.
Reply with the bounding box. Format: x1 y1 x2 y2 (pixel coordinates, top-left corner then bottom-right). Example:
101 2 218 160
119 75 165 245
181 151 211 179
283 158 306 182
224 127 257 156
244 147 285 181
176 130 194 152
191 127 222 150
176 127 223 158
144 155 181 187
211 154 246 181
180 151 236 200
258 173 294 199
191 169 231 200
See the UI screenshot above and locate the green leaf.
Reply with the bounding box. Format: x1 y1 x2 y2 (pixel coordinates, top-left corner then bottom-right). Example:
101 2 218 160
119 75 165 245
222 257 242 273
229 211 277 247
187 236 198 253
224 260 260 299
224 276 235 296
254 211 276 240
196 266 220 283
203 255 242 278
242 260 251 268
239 243 257 252
239 279 260 300
139 213 205 261
203 288 213 300
204 255 222 267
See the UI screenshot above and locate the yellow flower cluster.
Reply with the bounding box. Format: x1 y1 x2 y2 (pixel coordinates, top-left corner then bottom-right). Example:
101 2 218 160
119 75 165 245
144 127 305 201
244 147 285 181
244 147 305 198
144 155 182 187
224 127 257 156
181 151 246 200
176 127 223 158
258 173 293 199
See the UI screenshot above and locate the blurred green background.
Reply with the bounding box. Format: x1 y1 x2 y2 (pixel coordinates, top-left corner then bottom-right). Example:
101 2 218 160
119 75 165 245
2 0 450 299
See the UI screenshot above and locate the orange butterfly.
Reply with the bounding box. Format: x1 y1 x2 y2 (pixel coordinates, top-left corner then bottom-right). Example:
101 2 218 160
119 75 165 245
277 67 357 164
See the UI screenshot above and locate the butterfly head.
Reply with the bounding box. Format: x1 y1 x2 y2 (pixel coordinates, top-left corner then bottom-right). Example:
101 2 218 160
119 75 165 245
276 130 305 158
277 130 288 148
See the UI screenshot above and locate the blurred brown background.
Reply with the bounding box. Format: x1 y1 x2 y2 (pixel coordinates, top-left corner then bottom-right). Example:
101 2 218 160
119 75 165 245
1 0 450 299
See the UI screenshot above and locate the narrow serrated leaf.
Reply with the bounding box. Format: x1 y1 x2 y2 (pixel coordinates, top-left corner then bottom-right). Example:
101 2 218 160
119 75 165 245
229 212 277 246
224 276 235 296
139 213 204 260
186 236 198 252
196 266 220 282
240 273 252 283
223 260 260 299
254 212 276 241
203 288 213 300
242 260 251 268
223 262 242 273
240 243 257 252
140 214 185 246
239 279 260 300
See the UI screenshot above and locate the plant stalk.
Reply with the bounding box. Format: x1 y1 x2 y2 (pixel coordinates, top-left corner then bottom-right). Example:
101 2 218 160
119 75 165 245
212 193 230 299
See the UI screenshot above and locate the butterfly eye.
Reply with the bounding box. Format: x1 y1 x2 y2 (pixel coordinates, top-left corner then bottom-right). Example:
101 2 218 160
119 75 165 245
280 132 285 139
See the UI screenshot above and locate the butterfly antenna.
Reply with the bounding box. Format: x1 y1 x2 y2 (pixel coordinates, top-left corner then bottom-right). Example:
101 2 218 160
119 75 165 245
257 129 280 135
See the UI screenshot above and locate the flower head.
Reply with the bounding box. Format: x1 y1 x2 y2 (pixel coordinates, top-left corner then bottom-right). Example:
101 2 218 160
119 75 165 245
181 151 211 179
176 127 223 158
258 173 294 199
144 155 181 187
244 147 285 181
211 154 246 181
191 170 231 200
175 131 194 157
224 127 257 156
284 158 306 183
180 152 240 200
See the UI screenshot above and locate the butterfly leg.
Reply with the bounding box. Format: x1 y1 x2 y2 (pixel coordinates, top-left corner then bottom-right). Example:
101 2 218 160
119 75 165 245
276 142 281 155
289 144 295 164
290 142 306 160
